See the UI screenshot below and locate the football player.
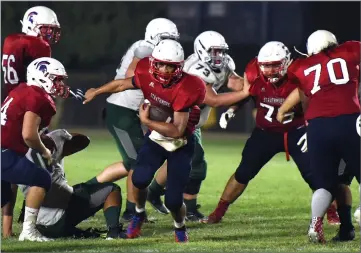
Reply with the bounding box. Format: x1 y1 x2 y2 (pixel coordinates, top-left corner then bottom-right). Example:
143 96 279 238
2 6 60 99
84 39 206 242
203 42 316 226
17 129 126 240
146 31 248 221
1 57 68 242
85 18 180 220
277 30 360 243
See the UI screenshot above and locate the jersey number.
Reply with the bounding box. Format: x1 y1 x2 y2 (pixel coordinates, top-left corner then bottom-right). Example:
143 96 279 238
2 54 19 85
260 103 294 124
1 97 14 126
304 58 350 95
195 64 211 77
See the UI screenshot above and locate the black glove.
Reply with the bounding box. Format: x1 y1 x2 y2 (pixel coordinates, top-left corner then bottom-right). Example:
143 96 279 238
69 88 86 102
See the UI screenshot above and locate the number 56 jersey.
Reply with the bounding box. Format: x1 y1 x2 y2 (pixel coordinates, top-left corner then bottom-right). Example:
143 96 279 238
288 41 360 120
246 58 305 132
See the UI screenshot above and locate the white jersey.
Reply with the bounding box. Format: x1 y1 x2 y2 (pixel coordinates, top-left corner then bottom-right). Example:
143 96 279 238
183 53 236 127
19 129 73 226
106 40 154 111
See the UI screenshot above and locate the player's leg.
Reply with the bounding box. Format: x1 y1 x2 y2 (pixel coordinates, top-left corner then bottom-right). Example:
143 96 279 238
333 113 361 241
307 117 342 243
2 184 18 238
184 128 207 221
205 128 281 224
166 134 196 243
2 150 52 242
147 162 169 214
59 182 125 239
94 102 144 220
127 135 167 238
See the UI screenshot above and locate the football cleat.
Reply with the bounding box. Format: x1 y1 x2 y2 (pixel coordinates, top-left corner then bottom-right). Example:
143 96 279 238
147 191 169 215
186 205 205 222
126 212 145 239
105 224 127 240
174 226 189 243
19 225 53 242
122 209 135 222
308 217 326 243
332 226 355 242
326 204 340 225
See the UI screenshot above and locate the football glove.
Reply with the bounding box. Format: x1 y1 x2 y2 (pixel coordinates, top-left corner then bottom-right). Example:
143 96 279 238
219 108 235 129
69 88 86 102
297 133 307 153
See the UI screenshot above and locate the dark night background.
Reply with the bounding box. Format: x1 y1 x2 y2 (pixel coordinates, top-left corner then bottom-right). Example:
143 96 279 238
1 1 360 132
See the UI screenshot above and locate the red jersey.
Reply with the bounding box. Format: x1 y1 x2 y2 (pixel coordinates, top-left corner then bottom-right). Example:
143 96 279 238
288 41 360 120
2 33 51 96
133 57 206 136
1 83 56 154
246 58 305 132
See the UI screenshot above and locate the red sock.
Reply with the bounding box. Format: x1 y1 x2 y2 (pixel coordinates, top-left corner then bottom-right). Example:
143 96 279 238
214 199 230 217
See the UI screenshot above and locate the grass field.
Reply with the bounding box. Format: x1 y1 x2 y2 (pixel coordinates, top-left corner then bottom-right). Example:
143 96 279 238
2 130 360 252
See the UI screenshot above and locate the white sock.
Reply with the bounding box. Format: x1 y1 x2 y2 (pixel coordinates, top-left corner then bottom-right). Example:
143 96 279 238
311 188 332 218
135 206 145 213
23 207 39 229
174 219 185 228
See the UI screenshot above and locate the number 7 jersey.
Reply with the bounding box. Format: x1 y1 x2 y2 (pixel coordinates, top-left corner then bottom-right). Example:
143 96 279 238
288 41 360 120
246 58 305 132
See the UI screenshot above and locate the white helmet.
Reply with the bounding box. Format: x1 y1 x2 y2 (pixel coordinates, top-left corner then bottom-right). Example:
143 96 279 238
27 57 69 97
150 39 184 86
145 18 180 46
257 41 292 84
21 6 61 44
194 31 229 69
306 30 338 56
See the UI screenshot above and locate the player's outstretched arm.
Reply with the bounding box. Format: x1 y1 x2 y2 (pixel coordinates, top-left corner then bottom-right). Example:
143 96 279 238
139 103 189 138
277 88 301 123
227 73 244 91
205 72 250 107
83 77 134 104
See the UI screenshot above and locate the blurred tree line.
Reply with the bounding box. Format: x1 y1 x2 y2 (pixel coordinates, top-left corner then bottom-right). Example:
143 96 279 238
1 2 167 70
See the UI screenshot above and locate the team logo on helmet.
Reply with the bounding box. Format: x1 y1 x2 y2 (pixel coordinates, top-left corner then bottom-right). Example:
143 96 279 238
27 11 38 24
36 61 50 73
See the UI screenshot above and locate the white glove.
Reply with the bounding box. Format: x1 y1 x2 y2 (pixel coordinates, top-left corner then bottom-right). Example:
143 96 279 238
219 108 235 129
297 133 307 153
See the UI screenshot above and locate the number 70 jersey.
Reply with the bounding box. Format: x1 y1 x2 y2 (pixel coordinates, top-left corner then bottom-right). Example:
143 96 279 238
288 41 360 120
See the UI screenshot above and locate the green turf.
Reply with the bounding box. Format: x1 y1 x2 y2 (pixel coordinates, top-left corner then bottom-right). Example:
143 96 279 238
2 130 360 252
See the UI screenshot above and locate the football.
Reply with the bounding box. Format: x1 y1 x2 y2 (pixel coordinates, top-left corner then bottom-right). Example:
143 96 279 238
143 100 172 122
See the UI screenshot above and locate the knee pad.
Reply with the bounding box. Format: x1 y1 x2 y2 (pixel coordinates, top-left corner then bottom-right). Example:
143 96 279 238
131 167 152 190
183 179 202 195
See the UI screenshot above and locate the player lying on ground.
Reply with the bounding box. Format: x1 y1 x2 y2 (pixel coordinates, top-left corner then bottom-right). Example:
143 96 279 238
146 30 248 221
1 57 68 242
277 30 360 243
86 18 180 221
1 6 84 237
83 40 206 242
203 42 317 226
13 129 126 240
